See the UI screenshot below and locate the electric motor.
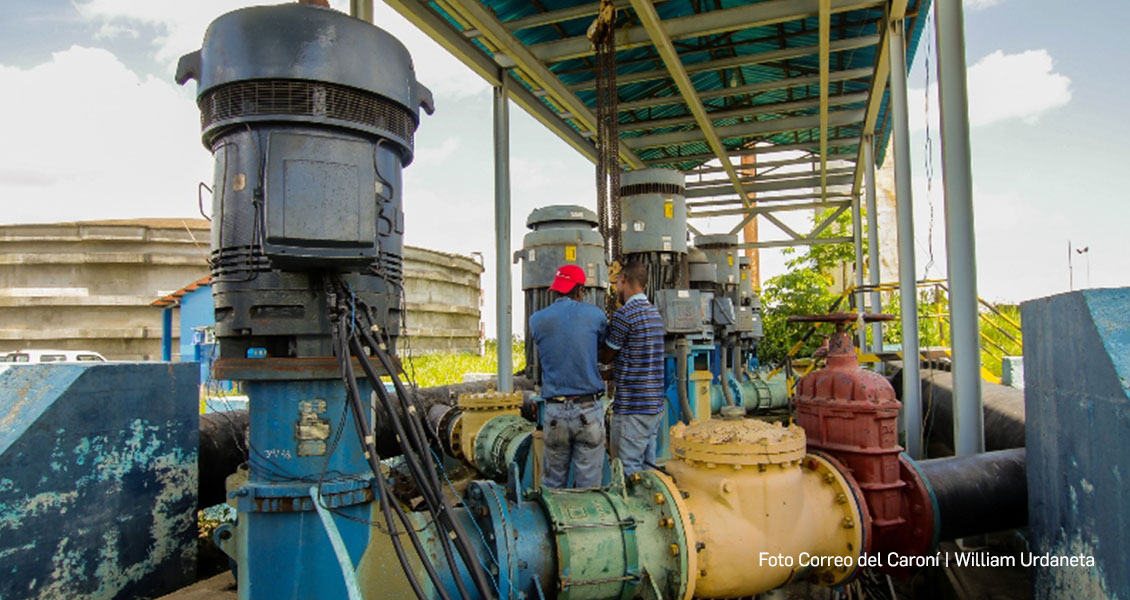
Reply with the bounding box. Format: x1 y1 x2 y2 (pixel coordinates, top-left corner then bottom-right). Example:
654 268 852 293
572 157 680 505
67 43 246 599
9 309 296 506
619 169 689 293
176 3 433 359
515 205 608 380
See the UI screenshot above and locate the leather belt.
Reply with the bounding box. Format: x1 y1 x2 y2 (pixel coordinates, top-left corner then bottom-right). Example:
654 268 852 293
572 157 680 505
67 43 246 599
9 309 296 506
546 393 599 407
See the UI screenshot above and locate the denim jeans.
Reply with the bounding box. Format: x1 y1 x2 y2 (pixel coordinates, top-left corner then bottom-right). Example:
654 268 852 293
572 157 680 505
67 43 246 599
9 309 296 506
610 410 664 476
542 400 606 489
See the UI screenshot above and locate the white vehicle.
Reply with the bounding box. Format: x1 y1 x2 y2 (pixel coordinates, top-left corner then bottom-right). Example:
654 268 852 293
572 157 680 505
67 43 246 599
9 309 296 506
1 349 108 364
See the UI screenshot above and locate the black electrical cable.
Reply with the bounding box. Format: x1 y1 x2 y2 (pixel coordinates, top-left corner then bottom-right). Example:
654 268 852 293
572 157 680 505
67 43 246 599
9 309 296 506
329 275 494 600
331 291 469 600
334 315 451 600
368 346 495 600
348 334 475 600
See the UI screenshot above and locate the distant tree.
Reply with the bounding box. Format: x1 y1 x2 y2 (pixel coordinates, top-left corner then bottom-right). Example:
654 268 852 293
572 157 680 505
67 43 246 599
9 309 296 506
758 207 861 365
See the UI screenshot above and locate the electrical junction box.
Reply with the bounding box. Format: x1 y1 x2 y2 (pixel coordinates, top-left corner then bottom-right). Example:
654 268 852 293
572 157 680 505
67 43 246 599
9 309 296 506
734 305 755 333
654 289 704 334
263 131 380 267
712 296 736 328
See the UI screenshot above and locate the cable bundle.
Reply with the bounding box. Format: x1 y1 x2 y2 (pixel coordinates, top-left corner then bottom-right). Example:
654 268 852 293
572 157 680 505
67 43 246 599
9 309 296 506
324 274 496 600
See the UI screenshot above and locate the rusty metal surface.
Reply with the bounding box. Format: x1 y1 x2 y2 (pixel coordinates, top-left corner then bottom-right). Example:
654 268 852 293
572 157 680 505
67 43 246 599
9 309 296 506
794 327 938 569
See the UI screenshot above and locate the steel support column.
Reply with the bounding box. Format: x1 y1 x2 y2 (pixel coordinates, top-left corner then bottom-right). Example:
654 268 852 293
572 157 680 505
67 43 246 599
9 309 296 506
349 0 373 21
494 79 513 392
934 0 983 455
889 19 921 458
852 192 867 351
863 134 882 350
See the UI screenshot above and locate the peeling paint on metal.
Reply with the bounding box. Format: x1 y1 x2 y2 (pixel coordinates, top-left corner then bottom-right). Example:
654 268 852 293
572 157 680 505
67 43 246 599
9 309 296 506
1023 289 1130 600
0 363 199 600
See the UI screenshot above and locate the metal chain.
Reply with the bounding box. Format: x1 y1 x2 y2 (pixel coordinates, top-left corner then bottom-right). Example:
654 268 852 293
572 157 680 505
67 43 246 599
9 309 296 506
592 0 620 265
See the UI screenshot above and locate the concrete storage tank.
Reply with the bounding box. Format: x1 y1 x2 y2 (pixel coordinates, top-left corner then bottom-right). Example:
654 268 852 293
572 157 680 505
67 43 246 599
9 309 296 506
0 219 485 361
402 246 484 355
0 218 211 360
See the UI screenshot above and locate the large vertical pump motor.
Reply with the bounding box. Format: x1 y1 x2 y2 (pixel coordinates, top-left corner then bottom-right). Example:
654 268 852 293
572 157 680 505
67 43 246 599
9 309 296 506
176 3 434 359
619 168 688 292
515 205 608 380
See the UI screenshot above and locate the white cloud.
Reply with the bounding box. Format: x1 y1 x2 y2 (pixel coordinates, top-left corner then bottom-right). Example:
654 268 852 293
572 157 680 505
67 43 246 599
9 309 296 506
411 137 462 170
93 22 139 40
910 49 1071 132
0 46 211 223
72 0 489 98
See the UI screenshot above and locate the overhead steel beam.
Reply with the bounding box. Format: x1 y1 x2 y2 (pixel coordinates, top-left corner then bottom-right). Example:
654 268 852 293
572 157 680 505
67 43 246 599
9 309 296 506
616 67 871 113
687 173 855 198
808 203 849 238
530 0 885 63
762 212 804 239
625 108 865 150
438 0 644 168
630 0 755 209
621 91 869 133
849 0 908 197
735 236 853 250
690 198 851 218
818 0 831 201
574 38 877 93
686 155 823 175
689 191 853 207
686 166 856 189
644 136 861 166
382 0 600 163
504 0 636 32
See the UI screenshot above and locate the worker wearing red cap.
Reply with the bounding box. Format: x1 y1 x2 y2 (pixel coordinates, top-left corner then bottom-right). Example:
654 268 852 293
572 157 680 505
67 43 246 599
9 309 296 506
528 264 608 488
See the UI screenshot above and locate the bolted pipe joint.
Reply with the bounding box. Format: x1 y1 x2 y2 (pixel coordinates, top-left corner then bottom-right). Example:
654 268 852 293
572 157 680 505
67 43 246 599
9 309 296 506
665 418 867 596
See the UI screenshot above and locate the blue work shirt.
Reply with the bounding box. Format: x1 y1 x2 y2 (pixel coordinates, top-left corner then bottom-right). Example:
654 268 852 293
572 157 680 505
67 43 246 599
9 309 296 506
529 297 607 398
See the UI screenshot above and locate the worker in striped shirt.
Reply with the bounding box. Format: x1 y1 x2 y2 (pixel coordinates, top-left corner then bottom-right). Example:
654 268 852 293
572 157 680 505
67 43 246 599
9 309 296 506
599 261 666 475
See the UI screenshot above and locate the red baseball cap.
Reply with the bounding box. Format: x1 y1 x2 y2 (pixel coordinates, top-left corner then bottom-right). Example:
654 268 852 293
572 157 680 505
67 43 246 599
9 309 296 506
550 264 586 294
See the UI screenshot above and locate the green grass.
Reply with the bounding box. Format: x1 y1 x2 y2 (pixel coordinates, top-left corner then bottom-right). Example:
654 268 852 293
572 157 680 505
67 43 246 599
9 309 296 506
396 339 526 388
881 290 1022 379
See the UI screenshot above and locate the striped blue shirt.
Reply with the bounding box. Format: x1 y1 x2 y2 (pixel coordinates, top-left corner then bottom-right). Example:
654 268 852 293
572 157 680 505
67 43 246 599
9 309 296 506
606 293 665 415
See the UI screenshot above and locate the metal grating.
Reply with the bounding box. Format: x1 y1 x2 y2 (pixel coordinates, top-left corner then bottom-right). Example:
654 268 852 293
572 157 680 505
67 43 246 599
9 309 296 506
199 80 417 146
619 182 685 197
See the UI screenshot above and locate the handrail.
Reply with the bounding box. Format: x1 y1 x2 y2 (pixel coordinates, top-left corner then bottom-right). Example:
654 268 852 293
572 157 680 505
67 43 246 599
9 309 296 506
770 279 1021 384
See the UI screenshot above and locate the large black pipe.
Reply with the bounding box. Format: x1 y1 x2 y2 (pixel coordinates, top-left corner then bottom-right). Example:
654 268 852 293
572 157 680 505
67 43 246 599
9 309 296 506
198 410 249 508
917 448 1027 541
891 366 1025 453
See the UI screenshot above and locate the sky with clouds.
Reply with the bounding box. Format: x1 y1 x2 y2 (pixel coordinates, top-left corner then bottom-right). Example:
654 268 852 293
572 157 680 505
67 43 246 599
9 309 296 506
1 0 1126 338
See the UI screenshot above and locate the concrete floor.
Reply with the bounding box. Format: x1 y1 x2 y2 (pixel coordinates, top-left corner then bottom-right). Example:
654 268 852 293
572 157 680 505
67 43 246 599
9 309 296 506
156 572 236 600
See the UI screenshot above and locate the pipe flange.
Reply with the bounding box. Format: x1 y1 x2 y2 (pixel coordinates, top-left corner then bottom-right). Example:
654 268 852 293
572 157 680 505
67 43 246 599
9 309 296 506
800 451 872 586
891 453 941 558
636 470 697 600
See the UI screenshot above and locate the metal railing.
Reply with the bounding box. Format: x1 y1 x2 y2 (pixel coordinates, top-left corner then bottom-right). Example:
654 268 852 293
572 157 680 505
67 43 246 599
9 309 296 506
843 279 1022 384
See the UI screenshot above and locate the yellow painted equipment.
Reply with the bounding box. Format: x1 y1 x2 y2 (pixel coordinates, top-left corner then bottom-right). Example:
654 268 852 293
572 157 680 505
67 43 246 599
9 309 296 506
665 417 867 597
456 391 523 464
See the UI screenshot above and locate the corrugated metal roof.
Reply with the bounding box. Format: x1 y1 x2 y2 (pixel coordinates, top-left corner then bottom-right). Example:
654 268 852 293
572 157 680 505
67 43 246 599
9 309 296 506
384 0 931 238
151 276 211 308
